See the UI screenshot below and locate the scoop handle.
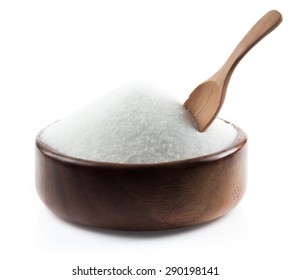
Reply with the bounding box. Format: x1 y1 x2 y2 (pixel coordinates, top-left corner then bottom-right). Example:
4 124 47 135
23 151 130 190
217 10 282 82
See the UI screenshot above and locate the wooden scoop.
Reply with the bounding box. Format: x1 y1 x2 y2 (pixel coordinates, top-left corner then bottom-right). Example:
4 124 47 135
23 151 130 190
184 10 282 132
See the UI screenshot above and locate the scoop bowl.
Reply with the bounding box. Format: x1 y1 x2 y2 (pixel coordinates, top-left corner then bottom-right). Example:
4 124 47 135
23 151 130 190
35 121 247 231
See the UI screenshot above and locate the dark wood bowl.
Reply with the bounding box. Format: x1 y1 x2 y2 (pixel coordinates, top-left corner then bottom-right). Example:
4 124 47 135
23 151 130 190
35 123 247 231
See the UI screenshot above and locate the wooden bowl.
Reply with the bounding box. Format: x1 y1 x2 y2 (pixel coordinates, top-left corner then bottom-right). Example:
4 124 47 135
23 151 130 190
35 122 247 231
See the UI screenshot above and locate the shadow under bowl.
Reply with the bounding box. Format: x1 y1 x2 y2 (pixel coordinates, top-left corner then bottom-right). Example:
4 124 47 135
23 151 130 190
35 123 247 231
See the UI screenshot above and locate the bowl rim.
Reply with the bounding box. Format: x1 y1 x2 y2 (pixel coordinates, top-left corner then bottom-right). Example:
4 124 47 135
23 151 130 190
36 120 247 169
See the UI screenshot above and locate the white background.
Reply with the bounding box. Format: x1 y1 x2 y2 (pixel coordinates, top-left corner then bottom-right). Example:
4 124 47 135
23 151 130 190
0 0 290 279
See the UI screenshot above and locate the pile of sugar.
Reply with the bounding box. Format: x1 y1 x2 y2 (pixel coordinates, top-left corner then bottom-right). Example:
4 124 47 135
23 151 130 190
40 82 237 163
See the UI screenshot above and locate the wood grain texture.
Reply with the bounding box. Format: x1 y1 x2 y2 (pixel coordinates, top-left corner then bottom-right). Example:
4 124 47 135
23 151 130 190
35 123 247 231
185 10 282 132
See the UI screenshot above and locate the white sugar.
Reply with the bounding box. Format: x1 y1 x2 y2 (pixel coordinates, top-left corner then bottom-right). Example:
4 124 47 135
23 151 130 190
40 82 237 163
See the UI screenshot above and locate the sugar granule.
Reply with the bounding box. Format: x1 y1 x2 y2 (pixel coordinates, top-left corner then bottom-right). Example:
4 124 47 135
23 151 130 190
41 82 237 163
